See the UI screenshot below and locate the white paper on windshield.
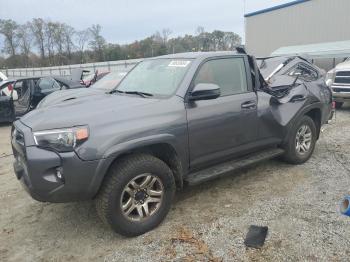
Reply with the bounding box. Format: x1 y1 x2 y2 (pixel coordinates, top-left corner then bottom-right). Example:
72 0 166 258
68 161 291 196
168 60 191 67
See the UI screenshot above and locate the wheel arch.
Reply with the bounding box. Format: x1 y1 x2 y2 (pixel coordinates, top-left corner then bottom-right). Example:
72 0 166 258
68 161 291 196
91 136 185 198
282 103 323 145
304 107 322 139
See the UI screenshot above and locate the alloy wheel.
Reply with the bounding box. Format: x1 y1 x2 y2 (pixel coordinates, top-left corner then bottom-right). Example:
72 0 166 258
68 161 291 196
295 124 312 155
120 174 164 221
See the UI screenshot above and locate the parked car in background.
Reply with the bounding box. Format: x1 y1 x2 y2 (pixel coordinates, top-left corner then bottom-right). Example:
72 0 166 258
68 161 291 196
0 79 17 100
0 76 85 122
81 70 110 87
37 71 127 108
325 57 350 108
0 71 8 83
12 51 332 236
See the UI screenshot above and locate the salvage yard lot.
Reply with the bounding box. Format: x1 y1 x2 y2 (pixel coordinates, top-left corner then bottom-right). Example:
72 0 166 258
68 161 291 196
1 109 350 261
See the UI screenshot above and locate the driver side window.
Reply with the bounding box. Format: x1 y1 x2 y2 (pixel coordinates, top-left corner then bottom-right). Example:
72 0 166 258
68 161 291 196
194 58 248 96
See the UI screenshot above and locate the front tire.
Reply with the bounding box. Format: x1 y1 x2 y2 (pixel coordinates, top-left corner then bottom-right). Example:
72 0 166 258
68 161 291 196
283 115 317 164
95 154 175 237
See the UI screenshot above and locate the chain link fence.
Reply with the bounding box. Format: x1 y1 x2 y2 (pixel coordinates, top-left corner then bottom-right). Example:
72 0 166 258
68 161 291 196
3 59 143 78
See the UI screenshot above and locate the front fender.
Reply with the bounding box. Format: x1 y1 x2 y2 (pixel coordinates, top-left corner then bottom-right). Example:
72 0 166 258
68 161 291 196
103 133 181 158
87 133 188 198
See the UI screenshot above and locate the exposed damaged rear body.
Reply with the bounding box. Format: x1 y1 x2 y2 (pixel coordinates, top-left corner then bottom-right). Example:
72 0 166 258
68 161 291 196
251 55 333 142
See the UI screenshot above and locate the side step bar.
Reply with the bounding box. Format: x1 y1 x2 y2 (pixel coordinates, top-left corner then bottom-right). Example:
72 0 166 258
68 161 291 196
185 148 285 186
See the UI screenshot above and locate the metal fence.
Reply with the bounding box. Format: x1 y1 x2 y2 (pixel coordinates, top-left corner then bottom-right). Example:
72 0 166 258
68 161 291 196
3 58 143 78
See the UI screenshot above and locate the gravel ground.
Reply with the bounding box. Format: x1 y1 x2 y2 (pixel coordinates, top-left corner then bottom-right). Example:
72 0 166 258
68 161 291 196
1 107 350 261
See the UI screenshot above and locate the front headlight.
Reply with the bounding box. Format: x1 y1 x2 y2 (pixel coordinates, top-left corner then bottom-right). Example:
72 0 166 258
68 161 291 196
33 126 89 152
325 69 336 87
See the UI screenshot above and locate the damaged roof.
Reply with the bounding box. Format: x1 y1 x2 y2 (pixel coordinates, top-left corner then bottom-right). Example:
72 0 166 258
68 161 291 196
271 40 350 58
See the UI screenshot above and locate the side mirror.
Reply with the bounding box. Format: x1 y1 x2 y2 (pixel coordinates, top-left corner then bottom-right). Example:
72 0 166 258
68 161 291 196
189 83 220 101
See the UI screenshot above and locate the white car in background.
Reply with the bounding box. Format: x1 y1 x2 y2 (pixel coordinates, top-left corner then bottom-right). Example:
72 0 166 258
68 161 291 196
0 80 18 100
0 71 8 83
326 58 350 109
0 71 19 100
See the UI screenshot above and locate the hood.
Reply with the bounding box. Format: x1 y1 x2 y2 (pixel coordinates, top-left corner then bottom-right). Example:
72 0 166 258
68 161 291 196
38 88 105 108
335 60 350 71
21 93 161 131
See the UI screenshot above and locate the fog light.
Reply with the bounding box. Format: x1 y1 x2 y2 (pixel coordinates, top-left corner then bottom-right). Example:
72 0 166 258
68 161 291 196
56 167 65 183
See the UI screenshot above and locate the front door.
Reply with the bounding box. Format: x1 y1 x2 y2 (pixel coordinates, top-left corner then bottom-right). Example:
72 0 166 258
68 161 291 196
186 57 258 169
0 95 14 122
13 79 33 116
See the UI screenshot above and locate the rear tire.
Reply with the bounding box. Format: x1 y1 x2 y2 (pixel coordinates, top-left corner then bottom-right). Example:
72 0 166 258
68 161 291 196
95 154 175 237
283 115 317 164
335 102 343 109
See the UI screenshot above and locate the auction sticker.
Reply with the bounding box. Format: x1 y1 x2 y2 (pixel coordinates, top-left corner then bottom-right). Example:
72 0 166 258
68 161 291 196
168 60 191 67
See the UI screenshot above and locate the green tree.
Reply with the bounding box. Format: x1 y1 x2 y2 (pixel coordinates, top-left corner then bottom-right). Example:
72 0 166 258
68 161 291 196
88 24 106 61
0 19 19 56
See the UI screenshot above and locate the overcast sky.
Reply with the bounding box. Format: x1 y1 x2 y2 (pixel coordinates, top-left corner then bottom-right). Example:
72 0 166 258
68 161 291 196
0 0 291 44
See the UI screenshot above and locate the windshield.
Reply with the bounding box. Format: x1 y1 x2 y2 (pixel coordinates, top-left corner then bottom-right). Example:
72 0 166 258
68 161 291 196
116 59 192 96
92 71 126 90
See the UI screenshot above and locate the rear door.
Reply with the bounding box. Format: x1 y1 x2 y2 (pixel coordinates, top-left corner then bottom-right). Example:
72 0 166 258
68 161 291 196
186 56 258 169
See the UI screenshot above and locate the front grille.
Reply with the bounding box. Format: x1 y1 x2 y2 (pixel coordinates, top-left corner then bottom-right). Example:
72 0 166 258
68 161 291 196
333 87 350 93
334 71 350 84
336 71 350 77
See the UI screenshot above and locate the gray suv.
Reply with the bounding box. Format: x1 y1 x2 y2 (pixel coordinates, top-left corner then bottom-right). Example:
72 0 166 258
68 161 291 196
11 51 332 236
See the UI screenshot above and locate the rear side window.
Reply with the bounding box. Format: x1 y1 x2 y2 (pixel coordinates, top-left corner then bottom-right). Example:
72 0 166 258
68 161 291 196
194 58 248 96
286 63 318 81
53 80 64 89
38 77 55 90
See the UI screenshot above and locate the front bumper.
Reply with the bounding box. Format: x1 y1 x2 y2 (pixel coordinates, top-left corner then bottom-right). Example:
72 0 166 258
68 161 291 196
331 85 350 102
11 121 106 203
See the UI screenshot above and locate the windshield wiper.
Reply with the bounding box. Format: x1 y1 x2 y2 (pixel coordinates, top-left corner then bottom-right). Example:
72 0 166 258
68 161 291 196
109 89 153 98
109 89 124 94
124 91 153 98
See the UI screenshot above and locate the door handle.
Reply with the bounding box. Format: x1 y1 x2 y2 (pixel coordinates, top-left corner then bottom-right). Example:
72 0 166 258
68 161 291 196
241 101 256 109
290 95 306 102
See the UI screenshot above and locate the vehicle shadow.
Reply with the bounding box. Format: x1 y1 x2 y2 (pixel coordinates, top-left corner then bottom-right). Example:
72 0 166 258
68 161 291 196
336 101 350 111
0 122 12 128
174 159 287 204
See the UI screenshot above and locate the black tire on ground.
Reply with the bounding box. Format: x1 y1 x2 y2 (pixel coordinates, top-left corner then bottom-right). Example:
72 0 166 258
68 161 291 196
282 115 317 165
335 102 344 109
95 154 175 237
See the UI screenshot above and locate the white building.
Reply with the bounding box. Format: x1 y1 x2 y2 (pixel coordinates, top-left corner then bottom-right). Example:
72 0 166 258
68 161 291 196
245 0 350 63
